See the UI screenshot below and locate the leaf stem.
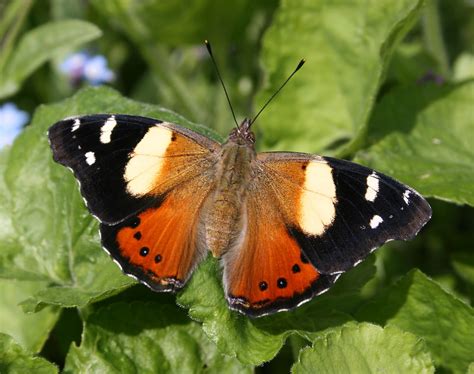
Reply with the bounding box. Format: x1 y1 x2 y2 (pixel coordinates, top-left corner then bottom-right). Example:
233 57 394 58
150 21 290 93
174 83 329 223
0 0 34 76
422 0 450 77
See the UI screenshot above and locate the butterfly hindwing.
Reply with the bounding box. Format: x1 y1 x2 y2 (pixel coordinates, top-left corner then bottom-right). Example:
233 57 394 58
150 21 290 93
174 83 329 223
100 175 214 292
222 189 338 317
48 115 219 224
222 152 431 316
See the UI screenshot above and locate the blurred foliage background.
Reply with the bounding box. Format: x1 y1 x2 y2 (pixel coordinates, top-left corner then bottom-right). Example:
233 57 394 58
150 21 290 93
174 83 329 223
0 0 473 373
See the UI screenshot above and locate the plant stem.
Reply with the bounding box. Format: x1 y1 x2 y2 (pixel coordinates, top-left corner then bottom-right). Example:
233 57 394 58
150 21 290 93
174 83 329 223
422 0 450 77
0 0 34 76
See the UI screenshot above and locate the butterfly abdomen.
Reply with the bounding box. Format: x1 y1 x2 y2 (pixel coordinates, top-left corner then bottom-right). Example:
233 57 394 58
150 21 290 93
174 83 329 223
203 140 256 257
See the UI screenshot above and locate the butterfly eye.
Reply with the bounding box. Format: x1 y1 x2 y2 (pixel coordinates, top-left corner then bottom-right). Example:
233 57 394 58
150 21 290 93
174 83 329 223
249 132 256 143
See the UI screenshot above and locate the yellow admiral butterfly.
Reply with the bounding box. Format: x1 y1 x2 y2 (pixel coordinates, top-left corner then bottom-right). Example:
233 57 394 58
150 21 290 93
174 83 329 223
48 47 431 317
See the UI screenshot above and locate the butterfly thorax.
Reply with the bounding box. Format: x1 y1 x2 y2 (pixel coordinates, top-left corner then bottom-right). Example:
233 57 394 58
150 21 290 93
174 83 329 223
204 121 256 257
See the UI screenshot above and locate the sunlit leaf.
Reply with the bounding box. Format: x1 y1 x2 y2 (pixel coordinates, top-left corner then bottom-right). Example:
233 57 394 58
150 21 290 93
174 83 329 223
293 323 434 373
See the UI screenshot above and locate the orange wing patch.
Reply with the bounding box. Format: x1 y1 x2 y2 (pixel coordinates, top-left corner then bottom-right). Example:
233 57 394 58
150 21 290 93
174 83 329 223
100 178 213 292
224 220 320 313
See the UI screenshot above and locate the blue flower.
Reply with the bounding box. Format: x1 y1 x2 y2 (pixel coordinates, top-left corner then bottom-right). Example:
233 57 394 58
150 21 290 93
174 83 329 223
0 103 29 148
83 55 115 85
60 52 114 85
60 52 89 83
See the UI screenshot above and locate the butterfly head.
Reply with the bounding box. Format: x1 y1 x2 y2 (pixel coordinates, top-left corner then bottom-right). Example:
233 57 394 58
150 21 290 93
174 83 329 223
229 118 255 145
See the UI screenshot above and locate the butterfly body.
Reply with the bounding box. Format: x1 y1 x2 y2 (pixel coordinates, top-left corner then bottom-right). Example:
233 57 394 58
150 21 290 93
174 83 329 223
48 114 431 317
204 122 256 257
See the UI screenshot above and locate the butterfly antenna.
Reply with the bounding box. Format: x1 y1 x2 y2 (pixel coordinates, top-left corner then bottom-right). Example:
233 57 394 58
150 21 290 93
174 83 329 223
205 40 239 128
251 59 305 126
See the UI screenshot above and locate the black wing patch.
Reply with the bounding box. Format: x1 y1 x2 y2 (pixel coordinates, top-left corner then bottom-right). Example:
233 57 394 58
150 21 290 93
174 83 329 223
290 156 432 274
48 115 159 224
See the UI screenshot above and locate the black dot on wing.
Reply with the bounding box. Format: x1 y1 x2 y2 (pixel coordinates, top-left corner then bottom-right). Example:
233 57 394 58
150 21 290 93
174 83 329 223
154 254 162 263
301 164 307 170
133 232 142 240
139 247 149 256
277 278 287 289
171 134 177 141
300 253 309 264
130 217 140 228
292 264 301 273
259 281 268 291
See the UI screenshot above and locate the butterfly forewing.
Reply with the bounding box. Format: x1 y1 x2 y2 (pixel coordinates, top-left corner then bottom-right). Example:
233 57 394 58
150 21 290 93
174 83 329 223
292 156 431 274
48 115 219 224
259 153 431 275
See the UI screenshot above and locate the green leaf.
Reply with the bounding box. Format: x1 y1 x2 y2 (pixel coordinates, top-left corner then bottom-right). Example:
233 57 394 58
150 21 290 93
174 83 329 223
293 322 434 373
178 256 376 365
1 86 220 313
256 0 424 153
0 279 59 353
0 20 102 99
63 301 252 373
1 149 61 352
356 270 474 373
354 81 474 206
0 333 58 374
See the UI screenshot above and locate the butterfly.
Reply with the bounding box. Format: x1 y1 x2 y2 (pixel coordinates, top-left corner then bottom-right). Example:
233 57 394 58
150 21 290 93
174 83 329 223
48 110 432 317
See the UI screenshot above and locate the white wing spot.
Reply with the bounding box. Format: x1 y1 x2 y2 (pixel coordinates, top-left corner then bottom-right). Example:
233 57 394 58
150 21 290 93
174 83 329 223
403 190 411 205
85 151 96 165
71 118 80 132
124 125 173 196
365 172 379 202
299 161 337 236
100 116 117 144
369 215 383 229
